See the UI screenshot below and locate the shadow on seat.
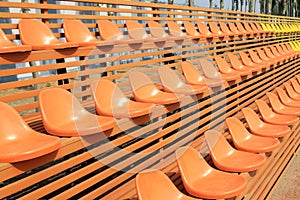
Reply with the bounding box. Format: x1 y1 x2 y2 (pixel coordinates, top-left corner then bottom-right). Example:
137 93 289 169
0 102 60 163
176 146 247 199
18 19 78 50
63 19 113 46
0 28 31 53
157 66 207 95
242 107 290 138
39 88 116 137
255 99 298 126
136 169 197 200
226 117 280 153
204 130 266 172
91 79 155 118
128 71 180 104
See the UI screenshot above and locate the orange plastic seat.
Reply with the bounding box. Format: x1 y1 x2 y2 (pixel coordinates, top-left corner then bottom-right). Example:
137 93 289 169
267 92 300 116
18 19 78 50
98 20 142 44
256 48 278 65
157 66 207 95
63 19 113 46
236 21 251 36
248 49 274 66
214 55 243 80
128 71 180 104
226 117 280 153
291 78 300 94
228 53 257 75
0 102 60 163
238 51 267 70
276 45 294 59
275 87 300 108
228 22 244 36
91 79 155 118
148 20 181 41
183 21 202 38
249 22 264 35
243 21 258 35
208 22 230 37
167 21 188 38
196 21 218 38
0 28 31 53
270 45 288 61
39 88 116 137
255 99 298 125
255 22 273 35
263 47 285 63
136 169 197 200
176 147 247 199
219 21 238 36
284 82 300 101
204 130 266 172
180 61 222 87
126 20 157 43
242 107 290 138
199 57 238 82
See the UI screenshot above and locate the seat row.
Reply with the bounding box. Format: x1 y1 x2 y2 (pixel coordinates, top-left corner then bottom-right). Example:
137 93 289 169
135 78 300 200
0 19 274 54
261 22 300 34
1 73 300 164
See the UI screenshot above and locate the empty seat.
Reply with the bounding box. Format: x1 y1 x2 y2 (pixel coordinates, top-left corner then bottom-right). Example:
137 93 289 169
242 107 291 138
228 53 256 75
228 22 244 36
248 49 274 66
235 21 251 36
167 21 188 38
204 130 266 172
256 48 279 65
226 117 280 153
126 20 158 42
208 21 230 37
0 102 60 163
291 78 300 94
39 88 116 137
267 92 300 116
148 20 181 40
275 87 300 108
92 79 155 118
183 21 202 38
157 66 207 95
180 61 222 87
136 169 197 200
238 51 267 71
18 19 78 50
98 20 142 44
128 71 180 104
255 99 298 126
284 82 300 101
219 21 238 36
196 21 218 38
0 28 31 53
213 55 242 80
249 22 264 35
176 147 247 199
63 19 113 46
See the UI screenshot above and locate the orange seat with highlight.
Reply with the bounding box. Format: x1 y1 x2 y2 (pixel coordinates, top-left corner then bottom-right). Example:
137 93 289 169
128 71 180 104
176 147 247 199
157 66 207 95
0 102 60 163
204 130 266 172
208 21 230 37
242 107 290 138
284 82 300 101
267 92 300 116
228 53 257 75
0 28 31 53
228 22 244 36
39 88 116 137
183 21 202 38
98 20 142 44
63 19 112 46
91 79 155 118
226 117 280 153
213 55 242 81
167 21 188 38
238 51 267 71
148 20 181 41
196 21 218 38
180 61 222 87
135 169 197 200
18 19 78 50
255 99 298 126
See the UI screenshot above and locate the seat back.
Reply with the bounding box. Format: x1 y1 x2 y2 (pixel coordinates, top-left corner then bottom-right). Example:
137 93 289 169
18 19 59 46
196 21 211 35
214 55 234 74
266 92 284 109
158 66 184 88
208 22 222 35
126 20 149 39
198 58 220 79
167 21 185 37
176 147 211 183
228 53 244 70
183 21 199 36
92 79 129 117
239 51 253 66
226 117 251 143
0 28 15 46
248 49 262 62
63 19 95 43
255 99 275 119
242 107 264 127
275 87 290 103
243 22 254 33
0 102 31 137
148 20 168 38
98 20 123 40
204 130 234 158
219 22 231 34
228 22 240 34
181 61 205 85
136 169 185 200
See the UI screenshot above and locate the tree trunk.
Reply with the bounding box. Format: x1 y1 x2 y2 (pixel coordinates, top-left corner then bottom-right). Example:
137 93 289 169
248 0 255 12
168 0 174 4
220 0 224 9
240 0 244 11
209 0 214 8
259 0 265 14
266 0 272 14
188 0 194 7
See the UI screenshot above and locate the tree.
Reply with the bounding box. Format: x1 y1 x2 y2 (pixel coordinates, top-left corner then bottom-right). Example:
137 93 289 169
188 0 194 7
248 0 255 12
266 0 272 14
220 0 224 9
209 0 214 8
240 0 244 11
